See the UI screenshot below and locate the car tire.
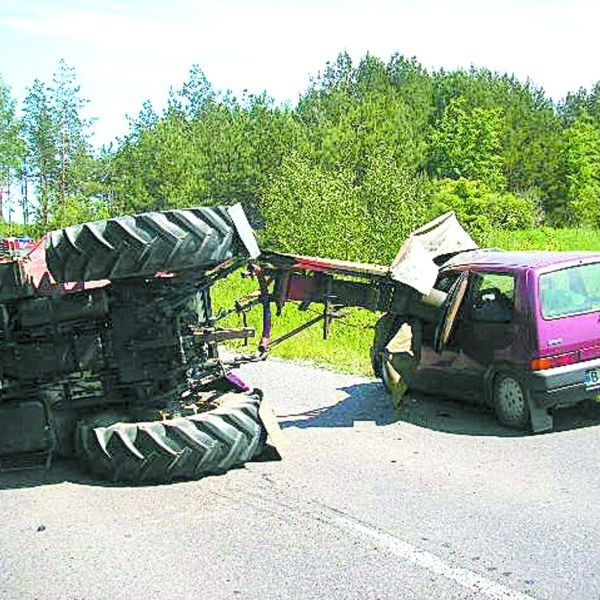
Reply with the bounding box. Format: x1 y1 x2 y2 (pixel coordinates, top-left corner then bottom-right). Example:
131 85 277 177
493 374 530 429
46 206 242 282
75 392 267 483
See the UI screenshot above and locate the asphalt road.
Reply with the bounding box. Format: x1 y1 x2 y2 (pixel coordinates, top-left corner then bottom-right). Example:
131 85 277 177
1 358 600 600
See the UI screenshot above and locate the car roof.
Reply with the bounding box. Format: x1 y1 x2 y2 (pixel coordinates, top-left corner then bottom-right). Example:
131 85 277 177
441 249 600 271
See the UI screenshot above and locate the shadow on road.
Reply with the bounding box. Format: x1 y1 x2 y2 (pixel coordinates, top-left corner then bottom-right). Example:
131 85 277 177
280 380 600 437
280 381 398 429
0 458 98 490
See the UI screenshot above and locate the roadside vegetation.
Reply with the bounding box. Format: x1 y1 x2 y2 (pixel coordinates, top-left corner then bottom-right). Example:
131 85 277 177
487 227 600 251
1 52 599 372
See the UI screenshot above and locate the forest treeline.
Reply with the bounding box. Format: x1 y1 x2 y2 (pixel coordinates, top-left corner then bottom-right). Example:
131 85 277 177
1 53 600 263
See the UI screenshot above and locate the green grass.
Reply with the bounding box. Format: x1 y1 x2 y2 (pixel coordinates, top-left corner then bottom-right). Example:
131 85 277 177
211 273 379 375
212 227 600 375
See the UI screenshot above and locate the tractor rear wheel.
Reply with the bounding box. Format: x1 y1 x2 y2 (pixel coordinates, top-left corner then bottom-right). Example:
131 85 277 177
76 392 267 483
46 206 244 282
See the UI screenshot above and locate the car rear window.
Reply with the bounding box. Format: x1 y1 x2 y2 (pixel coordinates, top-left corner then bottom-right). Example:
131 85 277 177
539 262 600 319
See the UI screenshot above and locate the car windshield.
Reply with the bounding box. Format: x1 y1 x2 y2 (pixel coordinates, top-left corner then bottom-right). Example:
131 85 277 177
539 262 600 319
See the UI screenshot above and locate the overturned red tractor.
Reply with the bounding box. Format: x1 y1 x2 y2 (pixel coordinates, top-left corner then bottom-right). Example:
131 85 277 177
0 205 274 482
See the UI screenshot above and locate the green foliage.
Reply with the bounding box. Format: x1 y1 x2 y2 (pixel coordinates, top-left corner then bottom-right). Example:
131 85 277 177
430 97 505 188
431 68 563 216
110 65 304 219
0 77 25 193
299 53 428 179
260 147 428 263
21 61 97 227
559 82 600 127
486 227 600 251
428 178 542 244
51 59 93 200
356 148 428 263
260 151 369 260
386 54 435 145
3 52 600 248
22 78 58 223
47 196 110 230
0 220 37 238
561 111 600 227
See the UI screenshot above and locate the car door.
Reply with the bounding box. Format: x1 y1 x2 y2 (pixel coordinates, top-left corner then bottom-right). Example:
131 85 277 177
436 270 517 402
414 270 468 394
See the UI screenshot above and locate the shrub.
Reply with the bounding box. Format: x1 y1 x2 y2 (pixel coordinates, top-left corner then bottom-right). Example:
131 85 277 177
427 178 542 244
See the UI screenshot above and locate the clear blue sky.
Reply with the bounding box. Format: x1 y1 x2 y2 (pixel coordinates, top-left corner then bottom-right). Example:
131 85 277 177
1 0 599 148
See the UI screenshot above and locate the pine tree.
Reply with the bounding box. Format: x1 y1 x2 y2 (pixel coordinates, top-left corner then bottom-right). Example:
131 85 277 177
22 61 95 227
0 76 25 222
22 78 58 225
50 59 93 212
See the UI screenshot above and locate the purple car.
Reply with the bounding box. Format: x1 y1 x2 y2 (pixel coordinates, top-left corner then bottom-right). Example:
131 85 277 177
413 249 600 432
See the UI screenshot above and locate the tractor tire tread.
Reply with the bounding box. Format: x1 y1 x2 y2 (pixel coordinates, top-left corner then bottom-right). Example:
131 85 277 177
46 206 242 282
76 392 266 483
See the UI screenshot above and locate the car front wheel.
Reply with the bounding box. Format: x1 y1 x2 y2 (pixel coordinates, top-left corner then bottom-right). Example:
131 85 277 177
493 374 530 430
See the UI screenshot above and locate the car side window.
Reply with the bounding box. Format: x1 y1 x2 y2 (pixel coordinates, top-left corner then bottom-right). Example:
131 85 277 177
469 272 515 322
435 270 461 293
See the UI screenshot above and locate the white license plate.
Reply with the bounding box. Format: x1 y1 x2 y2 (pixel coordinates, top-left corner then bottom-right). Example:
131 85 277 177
584 367 600 389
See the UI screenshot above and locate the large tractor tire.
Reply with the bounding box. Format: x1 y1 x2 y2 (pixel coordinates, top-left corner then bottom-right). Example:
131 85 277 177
46 206 246 283
76 392 267 483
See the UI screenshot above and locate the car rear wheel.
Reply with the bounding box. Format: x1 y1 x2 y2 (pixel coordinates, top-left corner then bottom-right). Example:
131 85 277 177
493 374 530 429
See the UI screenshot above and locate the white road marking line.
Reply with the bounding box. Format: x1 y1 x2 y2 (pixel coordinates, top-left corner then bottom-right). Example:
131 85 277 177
328 510 534 600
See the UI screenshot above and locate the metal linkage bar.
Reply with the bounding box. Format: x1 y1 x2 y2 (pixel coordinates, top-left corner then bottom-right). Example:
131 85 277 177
220 246 449 359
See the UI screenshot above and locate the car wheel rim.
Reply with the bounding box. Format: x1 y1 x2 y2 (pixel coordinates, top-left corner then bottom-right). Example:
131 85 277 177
498 377 525 419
